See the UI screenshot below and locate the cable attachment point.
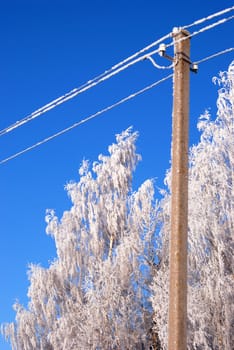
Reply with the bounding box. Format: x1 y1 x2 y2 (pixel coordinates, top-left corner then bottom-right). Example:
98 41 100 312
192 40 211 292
190 63 198 73
157 43 174 61
159 43 167 57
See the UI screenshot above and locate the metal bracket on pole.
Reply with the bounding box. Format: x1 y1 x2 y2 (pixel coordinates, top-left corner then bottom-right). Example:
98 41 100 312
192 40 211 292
158 37 198 73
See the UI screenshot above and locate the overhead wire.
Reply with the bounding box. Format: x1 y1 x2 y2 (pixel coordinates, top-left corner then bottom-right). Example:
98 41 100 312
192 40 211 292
0 33 171 138
1 10 234 138
166 14 234 50
110 32 172 70
183 6 234 29
194 47 234 65
2 40 232 165
144 15 234 69
0 74 173 165
187 14 234 38
0 7 233 148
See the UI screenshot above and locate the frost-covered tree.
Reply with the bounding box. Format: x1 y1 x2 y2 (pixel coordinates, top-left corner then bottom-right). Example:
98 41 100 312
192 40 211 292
3 62 234 350
152 61 234 349
2 128 159 349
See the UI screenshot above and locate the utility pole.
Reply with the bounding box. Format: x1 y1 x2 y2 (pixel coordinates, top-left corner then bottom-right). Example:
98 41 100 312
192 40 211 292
168 28 190 350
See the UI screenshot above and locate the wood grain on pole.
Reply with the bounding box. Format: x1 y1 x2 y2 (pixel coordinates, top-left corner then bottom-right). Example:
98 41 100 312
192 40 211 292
168 28 190 350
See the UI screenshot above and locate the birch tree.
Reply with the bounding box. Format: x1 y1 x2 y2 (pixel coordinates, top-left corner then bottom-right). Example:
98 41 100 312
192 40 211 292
2 128 159 349
152 61 234 349
3 61 234 350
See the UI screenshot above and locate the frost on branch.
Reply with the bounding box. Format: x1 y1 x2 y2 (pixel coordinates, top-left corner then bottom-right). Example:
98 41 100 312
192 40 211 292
2 127 159 349
152 61 234 349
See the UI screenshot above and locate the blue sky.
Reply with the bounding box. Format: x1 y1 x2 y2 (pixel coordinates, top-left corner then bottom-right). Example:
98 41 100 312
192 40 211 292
0 1 233 348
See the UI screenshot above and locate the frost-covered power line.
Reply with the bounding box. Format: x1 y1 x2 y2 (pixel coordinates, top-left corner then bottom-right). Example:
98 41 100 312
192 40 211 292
0 8 233 139
195 47 234 65
167 14 234 51
0 74 173 165
187 15 234 39
183 5 234 29
0 34 171 138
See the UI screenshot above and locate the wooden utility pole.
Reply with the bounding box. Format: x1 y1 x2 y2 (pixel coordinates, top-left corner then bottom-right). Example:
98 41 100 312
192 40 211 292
168 28 190 350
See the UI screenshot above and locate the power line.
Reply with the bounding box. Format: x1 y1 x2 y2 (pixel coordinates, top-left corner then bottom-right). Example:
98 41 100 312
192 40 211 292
0 34 171 138
183 6 234 29
0 74 173 165
195 47 234 65
168 14 234 50
2 44 231 166
1 9 233 139
188 14 234 38
146 16 234 71
110 32 172 71
141 15 234 67
0 46 164 138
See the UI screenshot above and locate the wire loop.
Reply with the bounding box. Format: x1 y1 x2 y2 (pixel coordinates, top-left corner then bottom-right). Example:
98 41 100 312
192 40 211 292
146 56 175 70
